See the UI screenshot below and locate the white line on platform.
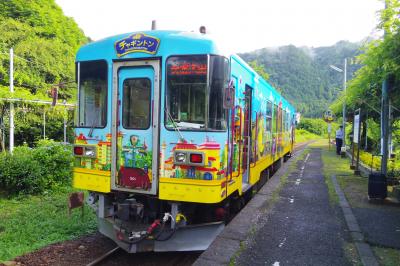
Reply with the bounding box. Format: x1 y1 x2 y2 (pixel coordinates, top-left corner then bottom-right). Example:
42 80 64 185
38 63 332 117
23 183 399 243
278 237 287 248
304 153 310 162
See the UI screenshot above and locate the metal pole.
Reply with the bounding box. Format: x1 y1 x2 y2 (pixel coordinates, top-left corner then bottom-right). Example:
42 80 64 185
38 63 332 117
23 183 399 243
381 0 390 177
364 112 368 151
342 58 347 150
9 48 14 152
388 102 393 156
43 110 46 139
63 111 67 144
355 109 361 175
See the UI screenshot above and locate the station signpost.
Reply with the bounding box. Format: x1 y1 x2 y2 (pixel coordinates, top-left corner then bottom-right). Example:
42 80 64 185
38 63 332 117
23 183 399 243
323 110 334 150
350 109 361 175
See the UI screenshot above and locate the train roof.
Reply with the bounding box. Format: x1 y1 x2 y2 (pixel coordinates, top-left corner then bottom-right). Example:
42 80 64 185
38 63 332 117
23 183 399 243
76 30 227 62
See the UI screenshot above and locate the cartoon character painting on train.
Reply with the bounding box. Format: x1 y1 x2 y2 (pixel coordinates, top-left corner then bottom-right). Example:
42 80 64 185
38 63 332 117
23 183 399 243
74 133 113 171
160 137 227 180
118 134 153 190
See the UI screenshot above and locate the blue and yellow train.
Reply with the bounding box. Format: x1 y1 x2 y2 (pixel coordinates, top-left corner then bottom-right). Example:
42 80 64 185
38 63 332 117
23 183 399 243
72 28 296 252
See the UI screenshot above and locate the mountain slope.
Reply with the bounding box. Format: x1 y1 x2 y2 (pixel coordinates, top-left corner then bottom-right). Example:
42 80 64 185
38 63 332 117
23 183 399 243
0 0 88 146
239 41 362 117
0 0 88 100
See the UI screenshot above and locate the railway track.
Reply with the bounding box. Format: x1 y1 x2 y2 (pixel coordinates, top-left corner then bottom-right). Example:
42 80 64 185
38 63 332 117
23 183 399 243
86 248 201 266
86 247 120 266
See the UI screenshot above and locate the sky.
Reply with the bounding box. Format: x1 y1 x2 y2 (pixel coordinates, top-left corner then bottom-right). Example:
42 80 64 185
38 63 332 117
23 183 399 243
55 0 384 53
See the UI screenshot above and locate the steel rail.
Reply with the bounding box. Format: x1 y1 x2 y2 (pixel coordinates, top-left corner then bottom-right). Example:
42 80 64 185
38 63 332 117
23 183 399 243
86 246 120 266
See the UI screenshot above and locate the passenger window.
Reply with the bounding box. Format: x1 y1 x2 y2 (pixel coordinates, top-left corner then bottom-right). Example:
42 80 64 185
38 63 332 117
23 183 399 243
265 101 272 132
273 104 278 133
266 101 272 117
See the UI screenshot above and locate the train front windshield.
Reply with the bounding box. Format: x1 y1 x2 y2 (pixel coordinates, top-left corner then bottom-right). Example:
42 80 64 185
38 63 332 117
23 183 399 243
77 60 108 128
166 55 229 131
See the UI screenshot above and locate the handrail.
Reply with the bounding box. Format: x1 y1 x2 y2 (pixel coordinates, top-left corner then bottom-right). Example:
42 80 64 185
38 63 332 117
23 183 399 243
234 106 242 178
250 112 258 168
229 107 234 181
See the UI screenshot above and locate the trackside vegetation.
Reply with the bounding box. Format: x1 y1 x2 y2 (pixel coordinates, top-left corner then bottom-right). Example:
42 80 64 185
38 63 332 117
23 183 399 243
0 188 97 262
0 140 97 262
0 140 73 195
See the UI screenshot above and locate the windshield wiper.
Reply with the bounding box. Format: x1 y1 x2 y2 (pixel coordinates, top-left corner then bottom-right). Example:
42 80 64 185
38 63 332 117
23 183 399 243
88 119 96 137
165 108 184 141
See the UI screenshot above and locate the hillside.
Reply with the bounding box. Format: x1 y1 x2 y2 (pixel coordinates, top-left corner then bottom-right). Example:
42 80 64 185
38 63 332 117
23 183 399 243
0 0 88 100
239 41 362 117
0 0 88 146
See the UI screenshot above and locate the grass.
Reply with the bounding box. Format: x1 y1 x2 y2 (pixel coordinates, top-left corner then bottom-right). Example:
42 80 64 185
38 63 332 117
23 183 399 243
344 242 362 266
316 139 353 205
295 129 322 143
373 246 400 266
0 187 97 262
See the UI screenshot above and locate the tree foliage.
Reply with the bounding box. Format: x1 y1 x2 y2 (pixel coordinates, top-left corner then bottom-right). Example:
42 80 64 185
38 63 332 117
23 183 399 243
329 0 400 154
0 0 88 147
249 60 270 81
0 0 87 100
331 0 400 122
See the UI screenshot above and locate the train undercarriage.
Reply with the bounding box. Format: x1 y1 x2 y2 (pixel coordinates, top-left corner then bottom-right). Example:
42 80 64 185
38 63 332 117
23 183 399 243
87 156 287 253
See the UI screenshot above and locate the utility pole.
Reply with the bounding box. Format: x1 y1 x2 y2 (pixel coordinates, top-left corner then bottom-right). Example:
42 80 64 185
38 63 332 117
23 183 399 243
329 59 347 153
381 0 390 177
63 110 67 144
43 110 46 139
9 48 14 152
381 79 390 175
343 58 347 149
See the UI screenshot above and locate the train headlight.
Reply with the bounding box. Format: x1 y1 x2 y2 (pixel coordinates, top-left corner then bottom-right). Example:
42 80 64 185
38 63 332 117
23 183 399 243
174 152 186 164
84 146 96 157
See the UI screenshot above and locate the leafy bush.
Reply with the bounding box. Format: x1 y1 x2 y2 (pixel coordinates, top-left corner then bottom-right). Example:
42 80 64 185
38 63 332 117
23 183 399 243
0 147 43 194
0 140 73 195
297 118 328 136
297 118 341 137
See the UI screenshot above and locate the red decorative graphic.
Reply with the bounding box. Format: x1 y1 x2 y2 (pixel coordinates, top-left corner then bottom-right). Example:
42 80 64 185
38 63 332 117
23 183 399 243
118 166 150 189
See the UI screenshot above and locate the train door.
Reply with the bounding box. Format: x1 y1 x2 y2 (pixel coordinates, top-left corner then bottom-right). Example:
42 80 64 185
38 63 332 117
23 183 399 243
111 60 160 195
278 102 282 153
242 85 252 187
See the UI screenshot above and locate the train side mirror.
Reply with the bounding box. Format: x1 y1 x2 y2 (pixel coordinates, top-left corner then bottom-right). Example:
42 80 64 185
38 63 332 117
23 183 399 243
223 81 235 109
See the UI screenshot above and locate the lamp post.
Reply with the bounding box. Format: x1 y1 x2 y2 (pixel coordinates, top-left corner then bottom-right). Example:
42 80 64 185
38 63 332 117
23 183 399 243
330 58 347 151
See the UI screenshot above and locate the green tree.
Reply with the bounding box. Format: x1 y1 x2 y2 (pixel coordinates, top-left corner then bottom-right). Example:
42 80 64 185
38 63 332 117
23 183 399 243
0 0 88 147
330 0 400 151
249 60 270 81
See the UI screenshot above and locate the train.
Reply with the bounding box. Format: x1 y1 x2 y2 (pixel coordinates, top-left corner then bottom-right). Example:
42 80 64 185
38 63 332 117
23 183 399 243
72 27 296 253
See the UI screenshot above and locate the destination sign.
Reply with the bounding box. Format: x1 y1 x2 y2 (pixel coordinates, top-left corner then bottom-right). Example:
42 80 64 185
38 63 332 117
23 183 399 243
115 33 160 57
168 61 207 75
